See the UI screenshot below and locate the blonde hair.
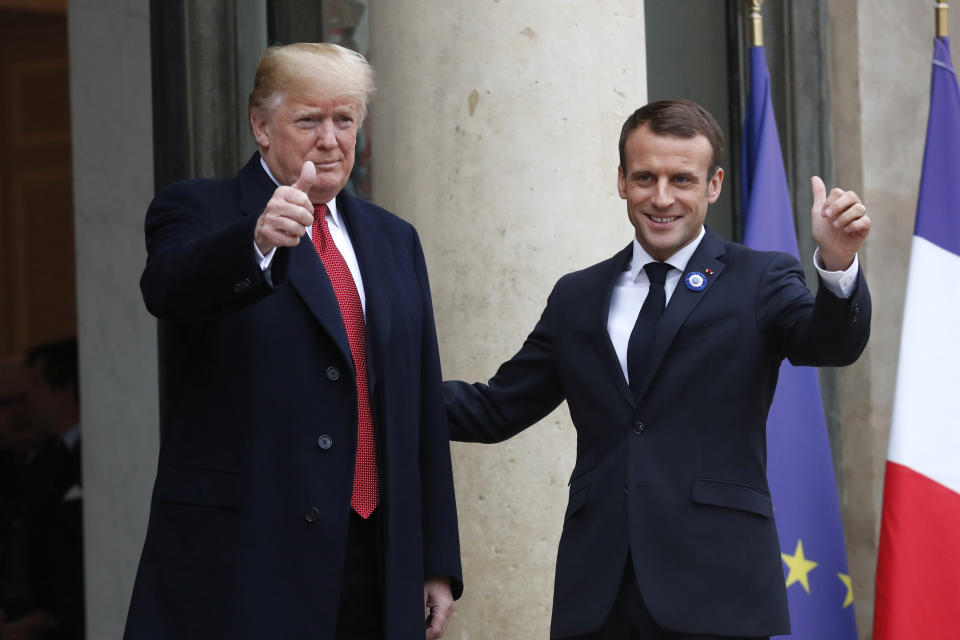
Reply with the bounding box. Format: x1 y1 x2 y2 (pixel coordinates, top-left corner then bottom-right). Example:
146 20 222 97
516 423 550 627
248 43 375 125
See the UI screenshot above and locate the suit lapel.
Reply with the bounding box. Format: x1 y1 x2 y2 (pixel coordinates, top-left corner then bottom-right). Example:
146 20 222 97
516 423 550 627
630 227 728 404
593 244 636 407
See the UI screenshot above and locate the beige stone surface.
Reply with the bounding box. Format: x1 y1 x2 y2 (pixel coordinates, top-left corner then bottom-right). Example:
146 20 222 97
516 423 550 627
828 1 934 636
369 1 646 636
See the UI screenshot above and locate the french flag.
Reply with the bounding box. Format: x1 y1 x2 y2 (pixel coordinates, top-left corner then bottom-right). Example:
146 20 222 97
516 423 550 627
873 36 960 639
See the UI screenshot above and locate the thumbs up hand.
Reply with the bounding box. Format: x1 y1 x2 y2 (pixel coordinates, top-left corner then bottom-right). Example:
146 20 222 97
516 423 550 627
810 176 871 271
254 161 318 255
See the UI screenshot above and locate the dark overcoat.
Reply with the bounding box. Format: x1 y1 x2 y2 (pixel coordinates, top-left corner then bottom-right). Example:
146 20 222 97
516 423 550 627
125 154 462 639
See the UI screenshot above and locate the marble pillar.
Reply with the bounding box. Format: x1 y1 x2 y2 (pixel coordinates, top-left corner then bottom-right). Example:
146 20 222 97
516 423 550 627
68 1 157 637
369 2 646 636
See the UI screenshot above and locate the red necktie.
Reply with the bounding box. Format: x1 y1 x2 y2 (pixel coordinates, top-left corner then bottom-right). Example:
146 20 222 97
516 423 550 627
312 203 379 518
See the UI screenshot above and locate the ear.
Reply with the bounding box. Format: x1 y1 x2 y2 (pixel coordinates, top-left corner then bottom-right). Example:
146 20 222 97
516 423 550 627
707 167 723 203
617 165 627 199
250 110 271 149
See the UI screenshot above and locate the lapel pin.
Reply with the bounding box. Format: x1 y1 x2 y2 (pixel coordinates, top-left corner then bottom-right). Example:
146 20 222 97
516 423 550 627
705 268 714 275
684 271 708 291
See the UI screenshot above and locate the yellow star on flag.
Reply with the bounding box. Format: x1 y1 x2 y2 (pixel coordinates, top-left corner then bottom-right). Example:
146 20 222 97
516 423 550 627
781 539 818 593
838 573 854 608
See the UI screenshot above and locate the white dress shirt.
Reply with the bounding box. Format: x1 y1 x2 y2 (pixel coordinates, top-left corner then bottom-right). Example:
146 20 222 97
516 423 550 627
607 226 861 383
254 158 367 314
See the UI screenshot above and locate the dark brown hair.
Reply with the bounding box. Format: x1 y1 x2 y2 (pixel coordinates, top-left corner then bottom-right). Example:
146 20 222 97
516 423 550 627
618 99 724 178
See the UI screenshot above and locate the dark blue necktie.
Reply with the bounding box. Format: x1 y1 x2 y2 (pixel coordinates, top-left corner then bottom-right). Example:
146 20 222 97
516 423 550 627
627 262 672 397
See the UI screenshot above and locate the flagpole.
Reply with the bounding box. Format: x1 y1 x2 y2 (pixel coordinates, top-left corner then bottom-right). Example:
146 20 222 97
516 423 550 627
748 0 764 47
936 1 949 38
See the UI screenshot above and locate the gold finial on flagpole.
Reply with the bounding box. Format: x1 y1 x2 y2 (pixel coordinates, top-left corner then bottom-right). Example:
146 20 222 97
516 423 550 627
936 1 949 38
748 0 764 47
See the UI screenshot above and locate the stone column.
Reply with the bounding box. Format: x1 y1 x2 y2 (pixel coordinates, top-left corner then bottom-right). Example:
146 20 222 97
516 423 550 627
827 1 933 636
369 2 646 636
68 1 156 637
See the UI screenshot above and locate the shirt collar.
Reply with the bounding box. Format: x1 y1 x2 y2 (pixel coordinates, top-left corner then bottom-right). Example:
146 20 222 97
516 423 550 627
259 156 343 230
628 226 706 281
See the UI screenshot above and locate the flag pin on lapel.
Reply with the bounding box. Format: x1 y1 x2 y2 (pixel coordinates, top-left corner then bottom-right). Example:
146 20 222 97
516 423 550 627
684 271 708 291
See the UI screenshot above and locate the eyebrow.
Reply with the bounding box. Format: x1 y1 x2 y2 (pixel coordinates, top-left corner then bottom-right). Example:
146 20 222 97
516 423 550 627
628 168 701 181
289 105 356 119
288 108 322 119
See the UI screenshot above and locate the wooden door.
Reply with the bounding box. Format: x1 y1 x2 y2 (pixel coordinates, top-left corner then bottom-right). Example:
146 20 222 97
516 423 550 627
0 8 75 360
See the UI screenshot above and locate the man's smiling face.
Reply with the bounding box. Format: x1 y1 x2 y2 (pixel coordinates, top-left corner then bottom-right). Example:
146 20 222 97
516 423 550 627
617 123 723 261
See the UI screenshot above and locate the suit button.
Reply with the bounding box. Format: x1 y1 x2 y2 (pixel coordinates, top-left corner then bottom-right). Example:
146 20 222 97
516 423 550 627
317 435 333 450
326 366 340 381
632 421 646 435
305 507 320 523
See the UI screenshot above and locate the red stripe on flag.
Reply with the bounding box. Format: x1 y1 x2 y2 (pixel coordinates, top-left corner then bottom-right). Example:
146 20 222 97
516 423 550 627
874 461 960 639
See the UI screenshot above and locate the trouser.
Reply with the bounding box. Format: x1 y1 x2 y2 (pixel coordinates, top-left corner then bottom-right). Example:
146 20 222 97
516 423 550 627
334 509 384 640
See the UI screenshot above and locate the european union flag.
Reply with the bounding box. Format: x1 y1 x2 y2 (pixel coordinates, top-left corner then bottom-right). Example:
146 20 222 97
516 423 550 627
741 45 858 639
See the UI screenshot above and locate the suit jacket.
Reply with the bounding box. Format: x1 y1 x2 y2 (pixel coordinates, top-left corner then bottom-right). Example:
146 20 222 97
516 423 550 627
444 227 870 638
125 154 462 639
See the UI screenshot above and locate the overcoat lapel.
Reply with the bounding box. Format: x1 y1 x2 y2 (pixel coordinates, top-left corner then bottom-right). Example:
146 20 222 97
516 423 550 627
237 153 354 371
630 227 728 405
592 244 636 407
288 239 355 372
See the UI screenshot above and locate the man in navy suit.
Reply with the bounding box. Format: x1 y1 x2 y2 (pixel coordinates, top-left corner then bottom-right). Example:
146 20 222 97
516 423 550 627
444 100 871 639
126 43 461 640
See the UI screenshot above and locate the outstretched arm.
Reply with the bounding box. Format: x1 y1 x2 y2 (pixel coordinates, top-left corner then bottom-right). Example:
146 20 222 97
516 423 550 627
444 289 566 444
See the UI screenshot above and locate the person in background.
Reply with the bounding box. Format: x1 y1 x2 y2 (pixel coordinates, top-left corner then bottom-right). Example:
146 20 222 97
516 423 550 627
1 338 84 640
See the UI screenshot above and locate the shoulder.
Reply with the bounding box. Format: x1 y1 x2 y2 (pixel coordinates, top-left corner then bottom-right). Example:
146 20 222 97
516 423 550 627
340 190 419 240
554 245 632 293
151 175 241 211
342 190 408 224
150 154 266 213
719 238 801 275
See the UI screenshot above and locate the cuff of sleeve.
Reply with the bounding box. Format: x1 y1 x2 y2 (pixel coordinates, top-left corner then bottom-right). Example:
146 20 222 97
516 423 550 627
254 243 276 271
814 249 859 299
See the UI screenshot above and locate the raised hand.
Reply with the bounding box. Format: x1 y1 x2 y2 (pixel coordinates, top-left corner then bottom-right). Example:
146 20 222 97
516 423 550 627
810 176 871 271
254 161 317 255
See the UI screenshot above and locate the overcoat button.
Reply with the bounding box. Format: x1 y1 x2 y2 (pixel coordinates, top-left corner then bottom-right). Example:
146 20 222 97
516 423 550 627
305 507 320 523
317 435 333 450
632 421 646 435
326 366 340 381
